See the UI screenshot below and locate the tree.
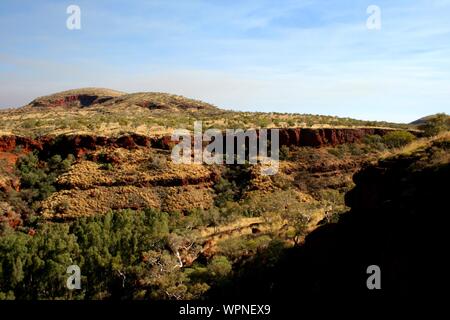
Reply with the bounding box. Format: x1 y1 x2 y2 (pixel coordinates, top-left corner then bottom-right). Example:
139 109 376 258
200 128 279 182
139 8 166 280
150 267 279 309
15 151 74 208
0 223 80 300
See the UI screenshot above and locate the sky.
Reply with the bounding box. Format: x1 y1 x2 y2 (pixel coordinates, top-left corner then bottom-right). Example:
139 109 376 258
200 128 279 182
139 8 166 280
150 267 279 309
0 0 449 123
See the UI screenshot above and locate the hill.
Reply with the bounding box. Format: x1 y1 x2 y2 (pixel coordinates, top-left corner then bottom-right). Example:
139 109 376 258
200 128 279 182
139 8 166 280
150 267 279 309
0 88 443 300
26 88 218 112
410 113 449 125
1 88 412 138
410 113 450 137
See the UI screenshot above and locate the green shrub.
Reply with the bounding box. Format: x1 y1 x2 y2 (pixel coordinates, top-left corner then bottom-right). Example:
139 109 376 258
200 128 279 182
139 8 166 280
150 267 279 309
257 118 269 128
100 163 114 171
362 134 386 152
218 236 272 261
214 178 236 207
15 152 74 207
207 256 232 278
348 143 364 156
279 145 290 160
363 134 383 145
327 146 345 158
383 131 416 148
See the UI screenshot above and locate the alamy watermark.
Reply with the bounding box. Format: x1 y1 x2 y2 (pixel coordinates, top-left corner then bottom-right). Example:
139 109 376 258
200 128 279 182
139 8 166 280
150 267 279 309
64 5 380 31
66 5 81 30
66 265 81 290
170 121 279 176
366 265 381 289
366 5 381 30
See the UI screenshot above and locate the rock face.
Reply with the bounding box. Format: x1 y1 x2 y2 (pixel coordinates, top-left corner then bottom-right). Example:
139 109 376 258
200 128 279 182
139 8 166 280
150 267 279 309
0 135 42 153
277 127 403 147
31 94 104 108
0 128 417 158
0 134 157 159
0 136 42 174
27 88 125 108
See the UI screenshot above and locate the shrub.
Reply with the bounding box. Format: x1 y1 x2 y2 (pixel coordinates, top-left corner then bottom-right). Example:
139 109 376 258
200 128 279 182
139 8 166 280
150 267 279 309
207 256 232 278
348 143 364 156
383 131 416 148
96 152 110 164
363 134 383 145
213 178 236 207
279 145 290 160
362 134 387 152
213 166 251 207
327 146 345 158
147 154 167 170
100 163 114 171
15 152 74 207
257 118 269 128
218 236 272 261
55 201 70 214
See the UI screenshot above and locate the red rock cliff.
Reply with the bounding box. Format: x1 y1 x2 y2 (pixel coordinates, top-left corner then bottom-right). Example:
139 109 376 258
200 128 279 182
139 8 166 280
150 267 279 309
0 128 418 159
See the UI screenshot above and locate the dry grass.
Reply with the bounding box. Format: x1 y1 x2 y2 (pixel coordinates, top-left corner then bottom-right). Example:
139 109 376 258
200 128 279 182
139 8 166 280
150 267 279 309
379 131 450 160
40 147 215 218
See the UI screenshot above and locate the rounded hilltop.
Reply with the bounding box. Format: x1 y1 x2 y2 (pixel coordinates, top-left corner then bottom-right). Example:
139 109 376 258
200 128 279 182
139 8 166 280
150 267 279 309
410 113 449 126
25 88 219 112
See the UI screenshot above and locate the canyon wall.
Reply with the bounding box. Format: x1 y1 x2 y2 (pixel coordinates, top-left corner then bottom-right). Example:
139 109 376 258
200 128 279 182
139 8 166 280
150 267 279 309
0 128 418 158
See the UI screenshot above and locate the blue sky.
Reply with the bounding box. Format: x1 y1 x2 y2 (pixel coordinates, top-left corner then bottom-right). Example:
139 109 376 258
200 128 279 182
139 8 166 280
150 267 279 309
0 0 449 122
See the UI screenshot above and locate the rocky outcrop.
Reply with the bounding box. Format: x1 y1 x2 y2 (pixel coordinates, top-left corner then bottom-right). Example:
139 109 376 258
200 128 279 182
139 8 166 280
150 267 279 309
0 136 42 175
0 128 419 166
277 127 409 147
31 94 109 108
0 128 420 170
41 184 215 220
27 88 124 108
0 134 154 159
38 147 220 219
0 135 42 153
